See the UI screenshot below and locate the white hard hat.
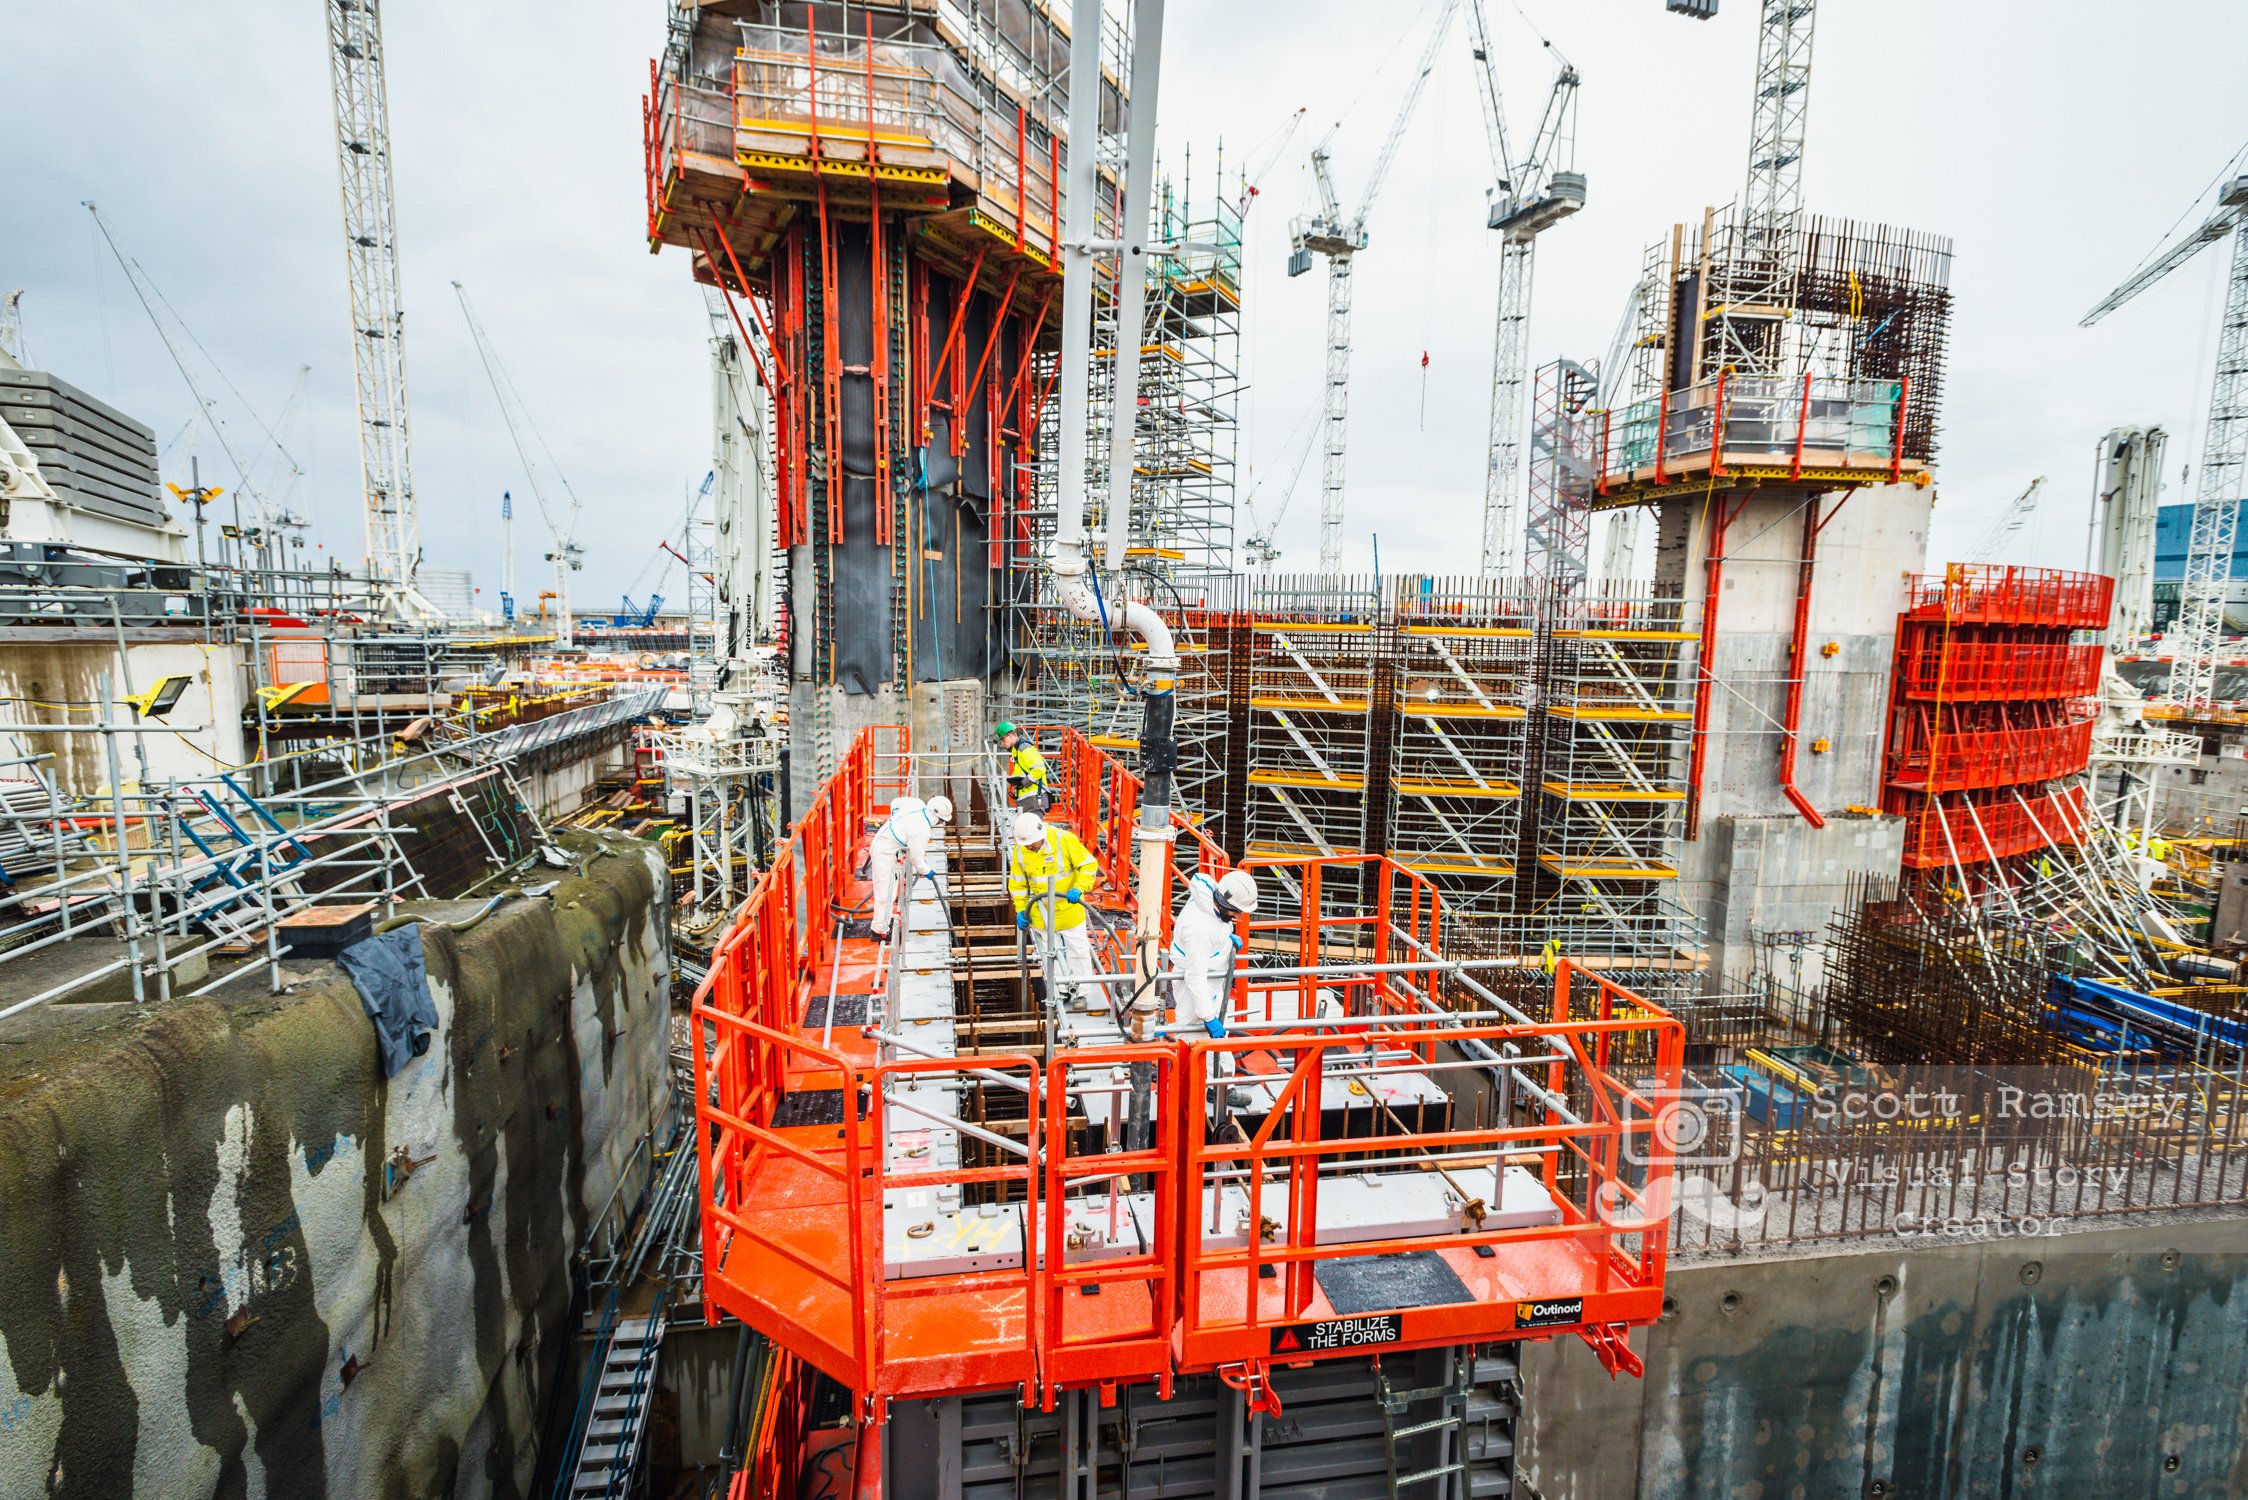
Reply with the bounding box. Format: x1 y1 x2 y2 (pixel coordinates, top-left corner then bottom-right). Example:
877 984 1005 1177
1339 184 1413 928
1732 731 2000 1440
1216 869 1260 915
1014 811 1047 846
927 795 954 824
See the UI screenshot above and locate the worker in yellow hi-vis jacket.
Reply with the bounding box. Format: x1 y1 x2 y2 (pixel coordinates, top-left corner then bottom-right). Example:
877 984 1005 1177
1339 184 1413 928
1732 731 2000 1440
993 721 1052 813
1008 812 1098 1000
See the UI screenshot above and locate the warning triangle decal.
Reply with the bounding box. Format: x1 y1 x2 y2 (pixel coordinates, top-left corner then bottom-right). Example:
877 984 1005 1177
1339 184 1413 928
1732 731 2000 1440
1276 1327 1301 1351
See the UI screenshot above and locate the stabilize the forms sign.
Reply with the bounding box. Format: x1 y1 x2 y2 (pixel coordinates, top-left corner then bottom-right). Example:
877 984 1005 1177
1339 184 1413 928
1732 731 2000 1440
1271 1314 1404 1353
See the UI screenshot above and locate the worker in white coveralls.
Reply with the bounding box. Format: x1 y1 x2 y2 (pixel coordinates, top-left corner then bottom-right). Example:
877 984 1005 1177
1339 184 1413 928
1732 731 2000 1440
862 794 954 939
1008 812 1100 1000
1170 869 1260 1107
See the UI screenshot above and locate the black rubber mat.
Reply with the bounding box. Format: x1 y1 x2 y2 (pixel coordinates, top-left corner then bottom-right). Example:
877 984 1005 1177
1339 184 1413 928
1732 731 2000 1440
1314 1250 1473 1315
771 1089 846 1128
802 994 869 1029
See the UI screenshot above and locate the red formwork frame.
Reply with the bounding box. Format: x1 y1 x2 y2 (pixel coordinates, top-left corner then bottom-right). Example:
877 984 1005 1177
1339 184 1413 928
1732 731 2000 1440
1885 703 2099 794
1881 562 2110 877
1903 564 2116 631
691 727 1683 1419
1894 783 2092 868
1892 638 2105 702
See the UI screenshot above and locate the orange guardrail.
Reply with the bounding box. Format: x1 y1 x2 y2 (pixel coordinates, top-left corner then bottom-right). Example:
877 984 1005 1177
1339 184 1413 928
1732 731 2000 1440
1886 712 2098 793
692 724 1682 1417
1904 564 2114 631
1893 640 2103 702
1893 783 2090 869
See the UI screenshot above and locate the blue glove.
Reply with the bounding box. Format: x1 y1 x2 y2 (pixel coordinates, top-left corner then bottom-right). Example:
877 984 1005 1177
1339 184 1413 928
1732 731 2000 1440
1017 911 1031 930
1228 931 1244 952
1203 1014 1227 1040
1063 889 1083 904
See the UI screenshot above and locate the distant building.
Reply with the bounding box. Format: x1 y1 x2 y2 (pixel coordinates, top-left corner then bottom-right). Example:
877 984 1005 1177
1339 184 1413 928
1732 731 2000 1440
417 567 476 623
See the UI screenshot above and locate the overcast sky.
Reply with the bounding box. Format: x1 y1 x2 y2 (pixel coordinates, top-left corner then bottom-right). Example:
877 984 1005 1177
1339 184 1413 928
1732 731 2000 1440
7 0 2246 604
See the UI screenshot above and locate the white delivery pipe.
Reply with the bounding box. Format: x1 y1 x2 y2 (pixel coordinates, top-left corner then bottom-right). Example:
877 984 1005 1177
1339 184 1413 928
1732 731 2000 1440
1054 0 1178 1040
1102 0 1168 573
1052 0 1103 560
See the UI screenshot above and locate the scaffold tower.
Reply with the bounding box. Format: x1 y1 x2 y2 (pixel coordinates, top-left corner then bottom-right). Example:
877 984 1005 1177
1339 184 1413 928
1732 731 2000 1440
1002 143 1242 843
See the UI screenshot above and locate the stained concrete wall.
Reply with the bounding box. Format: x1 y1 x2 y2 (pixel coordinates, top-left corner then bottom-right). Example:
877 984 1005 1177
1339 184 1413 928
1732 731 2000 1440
0 634 248 792
1654 484 1930 985
0 831 671 1499
1517 1215 2248 1498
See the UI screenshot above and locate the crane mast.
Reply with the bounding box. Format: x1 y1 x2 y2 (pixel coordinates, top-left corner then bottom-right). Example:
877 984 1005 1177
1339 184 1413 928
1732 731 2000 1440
1713 0 1817 374
1466 0 1582 575
1289 0 1459 570
2083 170 2248 709
2170 219 2248 710
326 0 425 613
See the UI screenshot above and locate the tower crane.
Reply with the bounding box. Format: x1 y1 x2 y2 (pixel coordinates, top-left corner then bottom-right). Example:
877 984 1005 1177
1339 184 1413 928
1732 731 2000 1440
1288 0 1459 571
1240 405 1323 570
1464 0 1583 575
1238 107 1308 218
1711 0 1819 375
2082 150 2248 709
325 0 432 618
453 283 584 649
1965 477 2047 564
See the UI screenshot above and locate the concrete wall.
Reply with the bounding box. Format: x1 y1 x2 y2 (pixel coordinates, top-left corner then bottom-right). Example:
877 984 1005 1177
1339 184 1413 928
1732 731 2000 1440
0 634 248 793
0 831 672 1499
510 734 630 824
787 677 983 820
2145 731 2248 835
1517 1215 2248 1498
1654 483 1930 985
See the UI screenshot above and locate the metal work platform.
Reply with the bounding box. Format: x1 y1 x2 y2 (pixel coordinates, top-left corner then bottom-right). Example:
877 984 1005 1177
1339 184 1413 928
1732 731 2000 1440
691 726 1682 1424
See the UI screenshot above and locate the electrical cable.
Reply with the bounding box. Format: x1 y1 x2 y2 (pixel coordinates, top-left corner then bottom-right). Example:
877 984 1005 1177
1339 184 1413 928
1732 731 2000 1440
1085 552 1137 695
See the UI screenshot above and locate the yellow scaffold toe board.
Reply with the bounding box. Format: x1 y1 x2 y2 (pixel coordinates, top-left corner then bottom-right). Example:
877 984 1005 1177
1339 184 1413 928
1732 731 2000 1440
1248 769 1368 791
1539 782 1686 802
1538 854 1680 879
1397 779 1524 799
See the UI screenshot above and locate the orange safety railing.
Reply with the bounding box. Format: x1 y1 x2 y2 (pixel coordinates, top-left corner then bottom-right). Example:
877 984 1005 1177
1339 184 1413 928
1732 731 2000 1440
1177 964 1679 1373
1903 564 2115 631
1893 640 2104 701
1885 711 2098 793
1893 783 2091 868
693 725 1683 1415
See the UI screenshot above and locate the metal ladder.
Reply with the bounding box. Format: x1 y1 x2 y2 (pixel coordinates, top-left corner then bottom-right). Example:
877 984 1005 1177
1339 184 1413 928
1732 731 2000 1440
566 1313 666 1498
1366 1349 1510 1500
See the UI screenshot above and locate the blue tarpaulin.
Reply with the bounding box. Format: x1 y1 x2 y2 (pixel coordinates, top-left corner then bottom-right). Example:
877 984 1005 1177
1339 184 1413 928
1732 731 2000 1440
337 924 440 1077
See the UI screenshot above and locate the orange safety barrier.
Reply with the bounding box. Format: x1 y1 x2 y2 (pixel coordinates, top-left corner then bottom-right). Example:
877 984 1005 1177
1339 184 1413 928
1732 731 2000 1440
1892 783 2090 869
1893 640 2103 702
1885 711 2098 794
1903 564 2115 631
691 725 1683 1418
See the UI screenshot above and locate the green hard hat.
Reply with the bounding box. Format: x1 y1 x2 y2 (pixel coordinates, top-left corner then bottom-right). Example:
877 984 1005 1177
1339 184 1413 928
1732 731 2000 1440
992 721 1017 740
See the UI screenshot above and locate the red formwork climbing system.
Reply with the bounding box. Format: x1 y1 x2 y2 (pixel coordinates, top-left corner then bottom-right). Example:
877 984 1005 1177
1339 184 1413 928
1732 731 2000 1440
1882 564 2111 872
690 726 1683 1421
